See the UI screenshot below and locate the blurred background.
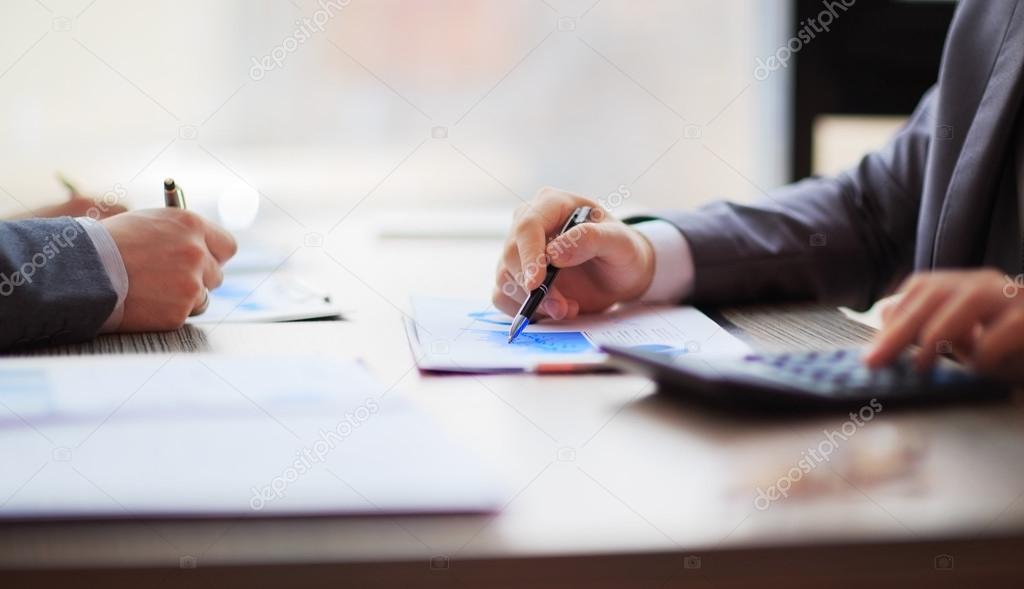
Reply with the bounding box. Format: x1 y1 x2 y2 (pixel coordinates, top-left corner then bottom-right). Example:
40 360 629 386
0 0 954 239
0 0 794 234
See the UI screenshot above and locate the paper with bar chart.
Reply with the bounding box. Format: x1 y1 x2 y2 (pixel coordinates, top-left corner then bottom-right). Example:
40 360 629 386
406 297 750 373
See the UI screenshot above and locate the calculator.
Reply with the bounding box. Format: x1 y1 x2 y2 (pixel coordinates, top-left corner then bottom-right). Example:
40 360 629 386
601 345 1011 410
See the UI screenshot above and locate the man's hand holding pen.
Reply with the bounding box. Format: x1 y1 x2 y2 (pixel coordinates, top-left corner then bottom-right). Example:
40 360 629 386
492 187 656 325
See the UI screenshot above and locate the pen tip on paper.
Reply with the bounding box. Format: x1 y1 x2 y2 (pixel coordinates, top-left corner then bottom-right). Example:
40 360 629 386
507 315 527 344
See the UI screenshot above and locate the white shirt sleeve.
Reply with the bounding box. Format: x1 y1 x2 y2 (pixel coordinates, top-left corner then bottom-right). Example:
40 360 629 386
75 217 128 332
631 220 695 303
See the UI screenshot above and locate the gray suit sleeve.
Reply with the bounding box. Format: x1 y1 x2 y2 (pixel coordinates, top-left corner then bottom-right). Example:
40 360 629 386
0 217 117 350
651 87 935 311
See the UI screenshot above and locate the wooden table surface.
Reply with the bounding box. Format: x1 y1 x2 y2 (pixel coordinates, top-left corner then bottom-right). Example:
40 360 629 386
2 224 1023 588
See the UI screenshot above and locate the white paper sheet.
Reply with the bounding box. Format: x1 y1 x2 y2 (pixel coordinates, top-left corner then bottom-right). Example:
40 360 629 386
407 297 751 373
0 355 503 519
188 273 342 324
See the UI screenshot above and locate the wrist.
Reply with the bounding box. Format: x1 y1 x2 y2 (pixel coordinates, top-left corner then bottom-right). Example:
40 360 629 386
624 227 656 301
76 217 129 331
629 219 694 303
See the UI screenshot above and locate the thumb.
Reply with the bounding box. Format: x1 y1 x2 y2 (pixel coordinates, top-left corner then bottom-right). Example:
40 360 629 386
545 223 634 268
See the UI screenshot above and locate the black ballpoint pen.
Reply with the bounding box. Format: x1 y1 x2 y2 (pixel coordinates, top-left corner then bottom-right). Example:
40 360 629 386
507 206 592 343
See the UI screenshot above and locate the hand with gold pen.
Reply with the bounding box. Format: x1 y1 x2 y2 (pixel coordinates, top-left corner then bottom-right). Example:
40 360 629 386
5 172 234 332
160 177 208 316
96 175 235 329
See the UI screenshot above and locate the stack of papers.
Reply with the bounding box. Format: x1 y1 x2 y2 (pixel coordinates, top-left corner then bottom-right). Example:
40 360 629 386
406 297 750 373
0 355 502 519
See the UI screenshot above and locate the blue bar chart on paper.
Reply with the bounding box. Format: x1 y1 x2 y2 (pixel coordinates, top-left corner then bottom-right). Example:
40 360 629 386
406 297 750 373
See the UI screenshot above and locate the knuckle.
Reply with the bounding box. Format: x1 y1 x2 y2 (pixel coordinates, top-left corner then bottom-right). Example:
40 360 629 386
920 323 945 347
178 242 207 266
175 210 203 231
208 271 224 290
512 203 528 222
511 212 535 234
963 288 988 307
503 247 521 271
534 186 560 201
565 223 597 247
491 287 515 311
902 273 924 290
178 279 203 302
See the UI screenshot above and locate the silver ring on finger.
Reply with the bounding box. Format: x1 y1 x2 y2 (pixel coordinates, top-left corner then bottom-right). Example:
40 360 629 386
190 288 210 316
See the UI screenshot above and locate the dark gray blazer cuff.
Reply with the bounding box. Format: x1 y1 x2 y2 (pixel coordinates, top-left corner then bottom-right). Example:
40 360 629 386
0 217 118 350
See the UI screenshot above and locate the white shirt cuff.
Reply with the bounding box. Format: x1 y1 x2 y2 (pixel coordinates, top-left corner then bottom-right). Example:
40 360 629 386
632 220 694 303
76 217 128 332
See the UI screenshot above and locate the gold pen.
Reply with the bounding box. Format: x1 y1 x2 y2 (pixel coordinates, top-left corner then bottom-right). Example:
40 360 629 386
165 177 206 315
163 178 187 209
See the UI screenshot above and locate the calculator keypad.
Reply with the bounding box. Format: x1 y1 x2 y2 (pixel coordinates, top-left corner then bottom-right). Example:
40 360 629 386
719 348 969 398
